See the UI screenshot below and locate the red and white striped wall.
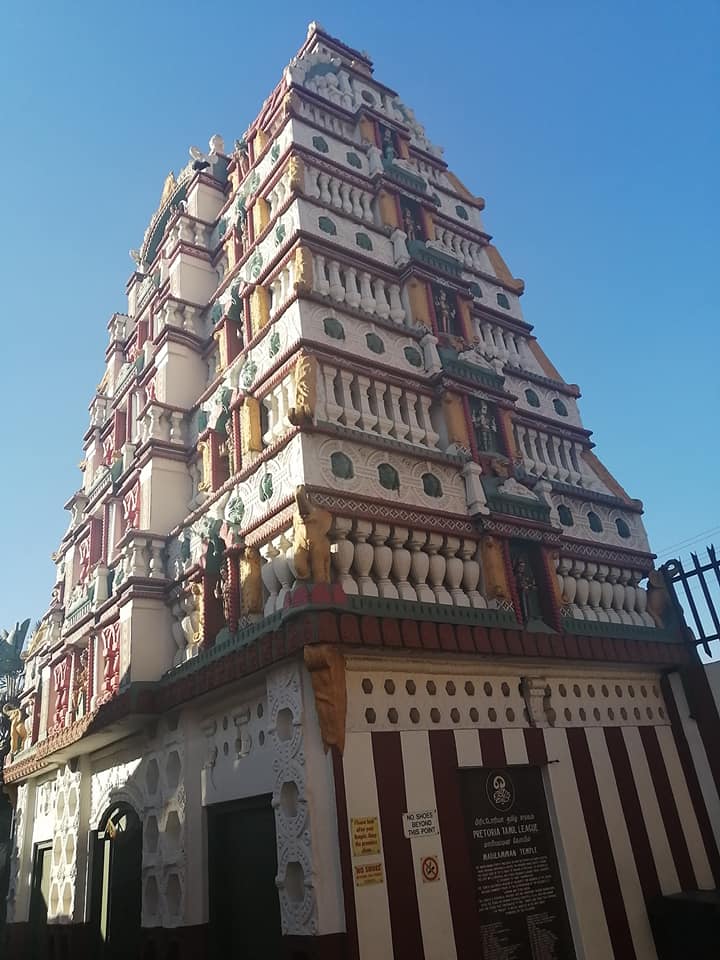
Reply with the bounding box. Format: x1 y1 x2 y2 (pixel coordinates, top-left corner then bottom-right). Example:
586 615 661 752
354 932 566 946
333 659 720 960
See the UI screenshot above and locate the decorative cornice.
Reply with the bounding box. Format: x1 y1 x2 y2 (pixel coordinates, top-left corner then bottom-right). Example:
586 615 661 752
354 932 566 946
558 539 654 570
4 599 690 782
503 364 581 398
305 487 477 535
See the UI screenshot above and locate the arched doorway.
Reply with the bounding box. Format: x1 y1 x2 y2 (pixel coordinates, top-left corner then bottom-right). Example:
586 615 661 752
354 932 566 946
90 802 142 958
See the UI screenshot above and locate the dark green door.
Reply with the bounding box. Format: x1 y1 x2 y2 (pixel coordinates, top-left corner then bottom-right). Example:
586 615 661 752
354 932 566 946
29 842 52 960
90 804 142 959
208 794 282 958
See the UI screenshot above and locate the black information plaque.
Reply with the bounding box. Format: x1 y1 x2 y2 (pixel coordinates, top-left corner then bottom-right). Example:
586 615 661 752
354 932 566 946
461 766 576 960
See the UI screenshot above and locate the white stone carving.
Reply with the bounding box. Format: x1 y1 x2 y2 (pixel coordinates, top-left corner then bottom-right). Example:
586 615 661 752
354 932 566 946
267 664 317 936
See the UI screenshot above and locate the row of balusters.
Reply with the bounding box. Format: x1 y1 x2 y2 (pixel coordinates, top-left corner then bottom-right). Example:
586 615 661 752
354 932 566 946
432 225 486 271
258 520 491 615
311 253 407 322
556 558 655 626
475 321 537 370
299 99 357 140
304 166 374 222
316 362 440 447
514 424 592 487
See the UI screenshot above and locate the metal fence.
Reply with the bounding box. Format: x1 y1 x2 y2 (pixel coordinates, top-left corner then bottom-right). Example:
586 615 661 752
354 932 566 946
662 545 720 658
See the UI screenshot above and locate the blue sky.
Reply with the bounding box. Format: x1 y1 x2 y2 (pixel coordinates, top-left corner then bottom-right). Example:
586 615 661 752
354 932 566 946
0 1 717 629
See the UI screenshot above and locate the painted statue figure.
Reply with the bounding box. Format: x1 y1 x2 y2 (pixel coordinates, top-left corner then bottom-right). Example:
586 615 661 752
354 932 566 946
403 206 418 243
3 704 27 756
382 127 395 162
240 547 263 615
434 288 456 335
292 485 333 583
289 354 317 425
513 556 538 624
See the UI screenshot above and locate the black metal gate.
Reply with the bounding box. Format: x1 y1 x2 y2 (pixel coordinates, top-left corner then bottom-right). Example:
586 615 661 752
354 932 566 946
662 545 720 657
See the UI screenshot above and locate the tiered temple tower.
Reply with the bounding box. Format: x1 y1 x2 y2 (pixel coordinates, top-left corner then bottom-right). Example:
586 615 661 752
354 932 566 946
5 22 719 960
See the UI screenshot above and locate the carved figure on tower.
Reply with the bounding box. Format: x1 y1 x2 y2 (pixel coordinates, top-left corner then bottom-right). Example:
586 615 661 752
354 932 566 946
289 354 317 425
472 400 498 452
480 536 511 604
72 649 89 718
403 206 418 243
382 127 395 162
513 555 538 624
240 547 263 615
434 288 456 336
3 704 27 757
292 485 333 583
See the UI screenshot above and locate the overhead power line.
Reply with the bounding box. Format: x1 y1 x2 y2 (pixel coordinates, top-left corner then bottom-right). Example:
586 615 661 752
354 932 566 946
655 524 720 560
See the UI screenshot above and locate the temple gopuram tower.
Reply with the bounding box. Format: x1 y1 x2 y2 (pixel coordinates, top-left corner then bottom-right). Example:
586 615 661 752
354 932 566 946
5 22 720 960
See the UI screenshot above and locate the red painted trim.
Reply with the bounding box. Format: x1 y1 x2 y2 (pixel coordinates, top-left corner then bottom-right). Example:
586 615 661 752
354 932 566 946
523 727 549 765
638 725 697 890
566 727 637 960
661 674 720 884
429 730 480 956
678 663 720 803
604 726 661 905
478 728 506 766
331 748 359 960
372 731 425 960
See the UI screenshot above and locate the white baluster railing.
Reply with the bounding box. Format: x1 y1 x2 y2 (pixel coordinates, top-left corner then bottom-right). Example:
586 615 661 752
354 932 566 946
556 558 656 627
305 165 374 223
311 254 406 325
316 362 440 449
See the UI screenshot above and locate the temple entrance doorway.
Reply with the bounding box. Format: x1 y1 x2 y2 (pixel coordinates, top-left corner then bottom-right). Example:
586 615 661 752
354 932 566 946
29 841 52 960
90 802 142 959
207 794 282 958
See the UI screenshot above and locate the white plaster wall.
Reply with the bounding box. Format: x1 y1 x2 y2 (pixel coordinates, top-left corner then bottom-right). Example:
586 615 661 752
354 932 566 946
141 458 192 533
123 598 175 683
186 180 226 223
155 339 207 409
298 300 429 376
221 432 305 531
169 251 218 305
195 682 274 808
296 198 394 267
290 118 364 174
301 434 467 516
464 271 525 323
504 373 583 428
299 667 345 935
547 493 650 553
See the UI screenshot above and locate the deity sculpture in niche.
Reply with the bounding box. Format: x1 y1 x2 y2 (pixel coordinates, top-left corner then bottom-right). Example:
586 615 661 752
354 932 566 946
433 286 459 337
292 485 333 583
471 399 499 453
214 561 232 626
402 206 418 242
381 126 396 162
511 549 543 625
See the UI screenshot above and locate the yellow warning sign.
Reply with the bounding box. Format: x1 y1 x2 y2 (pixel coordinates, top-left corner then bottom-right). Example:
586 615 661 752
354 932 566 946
351 816 381 857
354 861 384 886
